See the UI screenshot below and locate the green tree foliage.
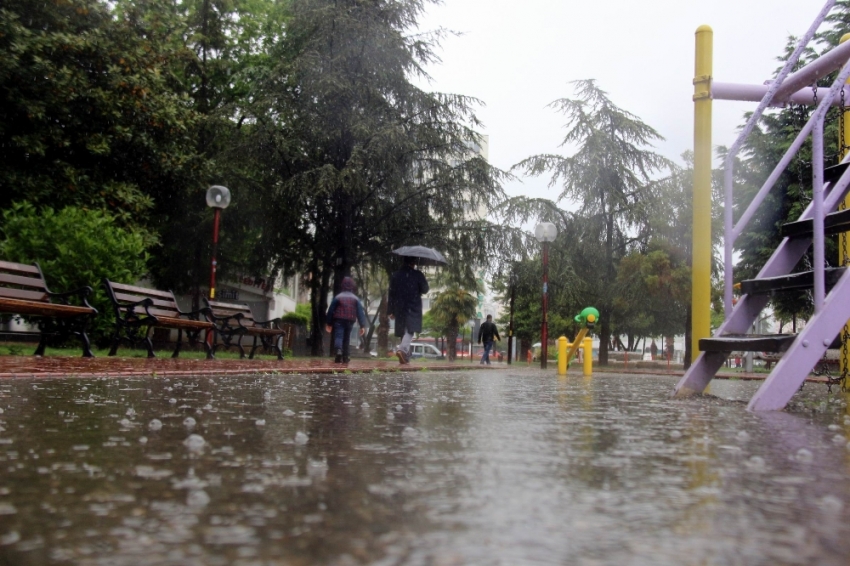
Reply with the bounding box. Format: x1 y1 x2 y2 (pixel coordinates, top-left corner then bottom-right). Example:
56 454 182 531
114 0 287 300
0 0 209 237
615 247 690 342
428 284 477 361
249 0 511 354
608 155 702 362
0 203 149 342
514 80 671 364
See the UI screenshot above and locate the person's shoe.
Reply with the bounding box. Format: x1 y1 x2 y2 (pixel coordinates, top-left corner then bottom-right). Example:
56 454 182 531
396 350 410 365
486 361 491 365
342 356 350 364
334 349 343 364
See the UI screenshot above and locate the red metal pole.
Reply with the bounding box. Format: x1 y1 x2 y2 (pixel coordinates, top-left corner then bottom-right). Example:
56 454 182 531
507 281 515 365
541 241 549 370
209 208 221 299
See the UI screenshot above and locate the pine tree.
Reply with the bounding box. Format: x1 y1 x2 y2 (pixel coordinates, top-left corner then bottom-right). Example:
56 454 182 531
514 80 671 364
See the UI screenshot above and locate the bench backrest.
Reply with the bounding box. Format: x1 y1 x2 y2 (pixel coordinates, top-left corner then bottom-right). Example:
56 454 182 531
0 260 50 303
105 281 182 319
206 299 265 328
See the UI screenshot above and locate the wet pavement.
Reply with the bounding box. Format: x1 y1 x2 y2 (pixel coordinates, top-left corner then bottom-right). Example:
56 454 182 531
0 369 848 565
0 355 489 379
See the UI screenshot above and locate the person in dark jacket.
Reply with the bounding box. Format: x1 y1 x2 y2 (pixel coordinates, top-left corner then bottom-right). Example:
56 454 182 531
477 314 501 365
387 256 429 364
325 276 367 364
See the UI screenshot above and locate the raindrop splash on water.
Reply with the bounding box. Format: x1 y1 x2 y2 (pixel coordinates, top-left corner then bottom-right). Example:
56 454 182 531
184 434 206 453
187 490 211 508
795 448 813 463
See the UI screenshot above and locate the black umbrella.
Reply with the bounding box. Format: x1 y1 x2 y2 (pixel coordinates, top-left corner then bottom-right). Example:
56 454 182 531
392 245 448 266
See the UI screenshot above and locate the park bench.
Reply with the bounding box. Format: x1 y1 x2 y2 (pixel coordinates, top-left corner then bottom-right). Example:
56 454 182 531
0 260 97 357
103 280 214 359
204 298 287 360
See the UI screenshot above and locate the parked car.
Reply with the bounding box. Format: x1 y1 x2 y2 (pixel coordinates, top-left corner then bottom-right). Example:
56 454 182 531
409 342 445 360
368 345 444 359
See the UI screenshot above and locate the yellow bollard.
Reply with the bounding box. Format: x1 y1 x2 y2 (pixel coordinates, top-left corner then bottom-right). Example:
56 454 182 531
582 337 593 377
558 336 568 376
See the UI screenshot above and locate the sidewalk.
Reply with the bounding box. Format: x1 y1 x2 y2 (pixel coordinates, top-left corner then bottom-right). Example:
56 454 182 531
0 354 493 379
0 354 837 383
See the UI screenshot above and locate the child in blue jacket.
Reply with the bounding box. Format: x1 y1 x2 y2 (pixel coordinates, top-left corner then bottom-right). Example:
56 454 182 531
325 276 368 363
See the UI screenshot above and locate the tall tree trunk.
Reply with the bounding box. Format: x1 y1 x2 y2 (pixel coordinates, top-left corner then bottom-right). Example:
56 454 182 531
309 257 332 357
446 321 459 361
599 314 610 366
363 293 385 353
378 292 389 356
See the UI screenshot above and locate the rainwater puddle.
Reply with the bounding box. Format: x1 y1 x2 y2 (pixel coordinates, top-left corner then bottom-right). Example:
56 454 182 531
0 371 847 564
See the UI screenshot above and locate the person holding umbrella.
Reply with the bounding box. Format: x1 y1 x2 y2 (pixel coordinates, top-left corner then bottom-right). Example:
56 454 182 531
388 255 430 365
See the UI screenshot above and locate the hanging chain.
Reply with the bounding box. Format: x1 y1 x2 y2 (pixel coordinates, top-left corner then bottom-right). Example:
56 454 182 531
840 87 847 156
838 84 850 392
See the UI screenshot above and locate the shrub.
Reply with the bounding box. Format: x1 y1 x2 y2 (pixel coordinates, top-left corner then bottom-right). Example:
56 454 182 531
0 202 149 344
281 310 310 327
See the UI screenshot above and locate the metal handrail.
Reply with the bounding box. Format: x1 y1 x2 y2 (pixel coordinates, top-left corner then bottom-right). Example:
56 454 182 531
722 0 837 317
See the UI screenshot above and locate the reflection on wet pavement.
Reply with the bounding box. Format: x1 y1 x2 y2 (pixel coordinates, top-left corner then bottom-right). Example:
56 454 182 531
0 371 848 564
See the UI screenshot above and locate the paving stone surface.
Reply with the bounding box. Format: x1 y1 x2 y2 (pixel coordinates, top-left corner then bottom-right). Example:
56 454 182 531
0 354 495 378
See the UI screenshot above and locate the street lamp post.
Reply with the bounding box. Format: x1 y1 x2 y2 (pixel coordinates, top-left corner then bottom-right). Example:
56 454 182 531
534 222 557 369
508 271 516 365
205 185 231 300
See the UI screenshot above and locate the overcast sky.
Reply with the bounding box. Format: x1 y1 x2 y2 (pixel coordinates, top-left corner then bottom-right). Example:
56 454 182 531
414 0 831 201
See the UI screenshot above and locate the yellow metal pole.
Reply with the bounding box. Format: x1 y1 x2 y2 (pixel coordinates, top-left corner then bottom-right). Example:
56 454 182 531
841 33 850 407
564 327 589 368
558 336 568 376
582 337 593 377
691 25 713 364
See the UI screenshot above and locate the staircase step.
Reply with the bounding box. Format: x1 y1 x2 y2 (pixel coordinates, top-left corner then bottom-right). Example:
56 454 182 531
700 334 796 353
781 208 850 238
825 161 850 185
740 267 846 295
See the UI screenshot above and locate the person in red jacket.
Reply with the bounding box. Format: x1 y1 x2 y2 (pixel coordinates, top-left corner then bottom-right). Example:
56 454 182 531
325 276 367 364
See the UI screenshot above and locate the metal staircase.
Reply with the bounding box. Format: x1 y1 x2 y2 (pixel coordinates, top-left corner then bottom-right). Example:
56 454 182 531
674 1 850 411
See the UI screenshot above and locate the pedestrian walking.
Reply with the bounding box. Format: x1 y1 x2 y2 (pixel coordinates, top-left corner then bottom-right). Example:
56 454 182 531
388 256 429 364
325 276 367 364
477 314 501 365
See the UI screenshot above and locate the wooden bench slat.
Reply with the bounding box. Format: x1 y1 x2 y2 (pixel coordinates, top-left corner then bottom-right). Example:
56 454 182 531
0 273 49 291
146 307 183 318
112 292 179 311
104 279 213 359
0 265 96 357
204 297 285 359
0 298 94 317
108 283 174 300
0 287 49 302
0 260 40 275
155 317 213 330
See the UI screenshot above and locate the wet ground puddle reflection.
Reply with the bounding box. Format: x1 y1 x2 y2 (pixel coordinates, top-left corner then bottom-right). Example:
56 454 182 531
0 371 848 564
